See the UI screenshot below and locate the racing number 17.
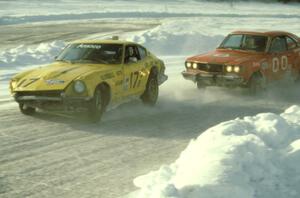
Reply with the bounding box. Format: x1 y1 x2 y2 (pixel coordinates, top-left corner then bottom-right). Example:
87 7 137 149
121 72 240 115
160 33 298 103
130 71 141 88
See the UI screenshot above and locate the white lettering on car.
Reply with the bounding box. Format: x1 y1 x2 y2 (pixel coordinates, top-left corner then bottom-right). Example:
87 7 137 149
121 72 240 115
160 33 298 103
272 56 289 72
77 44 102 49
281 56 288 70
272 57 280 73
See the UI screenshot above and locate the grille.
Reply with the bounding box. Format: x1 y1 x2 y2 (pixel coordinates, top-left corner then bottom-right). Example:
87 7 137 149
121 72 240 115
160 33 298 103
16 91 62 98
197 63 224 73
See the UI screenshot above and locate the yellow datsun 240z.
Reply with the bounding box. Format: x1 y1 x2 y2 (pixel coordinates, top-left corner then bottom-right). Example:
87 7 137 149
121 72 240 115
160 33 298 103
9 38 168 121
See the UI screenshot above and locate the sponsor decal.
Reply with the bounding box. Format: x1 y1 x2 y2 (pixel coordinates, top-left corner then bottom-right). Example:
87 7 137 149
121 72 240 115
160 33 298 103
213 54 230 57
45 79 65 85
77 44 102 49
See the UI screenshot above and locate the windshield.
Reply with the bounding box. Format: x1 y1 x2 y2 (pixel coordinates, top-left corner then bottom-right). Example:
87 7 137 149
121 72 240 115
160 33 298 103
56 43 123 64
219 34 268 52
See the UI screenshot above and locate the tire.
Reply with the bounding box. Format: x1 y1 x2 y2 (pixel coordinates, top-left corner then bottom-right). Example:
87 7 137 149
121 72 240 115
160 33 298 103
88 88 106 122
248 73 264 95
19 103 36 115
141 74 159 106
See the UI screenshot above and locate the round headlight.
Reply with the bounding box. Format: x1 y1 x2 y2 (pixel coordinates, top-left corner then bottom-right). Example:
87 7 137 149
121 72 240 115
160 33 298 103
226 65 233 72
73 80 86 93
234 66 240 73
192 63 198 69
186 62 192 68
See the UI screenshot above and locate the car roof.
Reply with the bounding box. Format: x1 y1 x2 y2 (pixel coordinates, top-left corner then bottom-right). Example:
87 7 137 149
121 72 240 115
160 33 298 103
230 30 297 37
70 39 137 45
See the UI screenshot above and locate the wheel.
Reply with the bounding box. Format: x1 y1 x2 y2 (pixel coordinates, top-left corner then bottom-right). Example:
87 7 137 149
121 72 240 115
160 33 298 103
19 103 36 115
88 88 105 122
141 75 159 106
248 73 264 95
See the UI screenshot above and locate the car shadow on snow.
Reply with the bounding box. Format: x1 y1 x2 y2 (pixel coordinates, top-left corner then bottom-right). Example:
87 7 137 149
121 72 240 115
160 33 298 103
30 86 293 140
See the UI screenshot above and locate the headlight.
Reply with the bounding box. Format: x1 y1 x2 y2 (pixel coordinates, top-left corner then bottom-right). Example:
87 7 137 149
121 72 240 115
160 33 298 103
73 80 86 93
233 66 240 73
186 62 192 68
192 63 198 69
226 65 233 72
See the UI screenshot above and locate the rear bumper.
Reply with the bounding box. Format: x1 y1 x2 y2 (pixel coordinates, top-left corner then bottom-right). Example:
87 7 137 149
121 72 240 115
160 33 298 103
14 93 93 112
182 71 244 87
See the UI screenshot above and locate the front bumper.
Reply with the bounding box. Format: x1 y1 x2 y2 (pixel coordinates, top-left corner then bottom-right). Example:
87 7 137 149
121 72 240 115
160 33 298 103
14 92 93 112
182 70 244 87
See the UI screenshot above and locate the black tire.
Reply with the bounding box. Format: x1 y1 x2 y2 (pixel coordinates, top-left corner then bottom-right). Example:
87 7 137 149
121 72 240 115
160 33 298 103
88 88 106 122
19 103 36 115
248 73 264 95
141 75 159 106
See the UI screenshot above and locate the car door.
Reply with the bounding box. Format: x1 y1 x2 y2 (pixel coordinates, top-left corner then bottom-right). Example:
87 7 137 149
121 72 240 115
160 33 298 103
267 36 290 81
285 36 300 80
122 45 145 97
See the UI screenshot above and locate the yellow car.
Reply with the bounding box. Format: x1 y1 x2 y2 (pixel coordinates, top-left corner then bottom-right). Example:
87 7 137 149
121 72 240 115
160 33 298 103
9 38 168 122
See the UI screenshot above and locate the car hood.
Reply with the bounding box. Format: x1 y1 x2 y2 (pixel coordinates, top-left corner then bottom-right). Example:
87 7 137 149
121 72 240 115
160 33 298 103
187 49 264 65
13 62 112 91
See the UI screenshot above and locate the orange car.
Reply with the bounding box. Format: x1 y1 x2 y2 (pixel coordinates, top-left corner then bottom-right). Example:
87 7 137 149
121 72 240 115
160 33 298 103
182 30 300 93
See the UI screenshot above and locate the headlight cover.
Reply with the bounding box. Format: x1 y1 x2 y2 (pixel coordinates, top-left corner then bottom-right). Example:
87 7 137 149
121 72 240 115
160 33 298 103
73 80 86 93
192 63 198 69
233 66 240 73
226 65 233 72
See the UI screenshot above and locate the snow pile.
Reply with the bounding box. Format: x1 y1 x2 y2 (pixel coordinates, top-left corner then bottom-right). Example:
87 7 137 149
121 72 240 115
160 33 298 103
0 41 65 67
133 106 300 198
128 21 224 55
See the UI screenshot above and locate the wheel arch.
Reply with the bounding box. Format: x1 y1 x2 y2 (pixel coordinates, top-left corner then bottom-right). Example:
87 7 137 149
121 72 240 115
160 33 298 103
94 81 111 107
149 66 159 78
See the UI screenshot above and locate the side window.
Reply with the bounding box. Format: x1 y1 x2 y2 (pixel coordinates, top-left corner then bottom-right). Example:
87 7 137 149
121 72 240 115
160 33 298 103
269 37 287 53
286 36 297 50
125 45 140 64
138 46 147 60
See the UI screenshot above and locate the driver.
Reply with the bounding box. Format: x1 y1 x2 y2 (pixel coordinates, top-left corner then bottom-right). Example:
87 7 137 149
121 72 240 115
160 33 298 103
125 46 138 63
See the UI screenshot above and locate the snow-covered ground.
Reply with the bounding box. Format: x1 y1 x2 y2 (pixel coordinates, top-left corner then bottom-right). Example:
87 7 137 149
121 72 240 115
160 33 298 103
131 105 300 198
1 1 300 198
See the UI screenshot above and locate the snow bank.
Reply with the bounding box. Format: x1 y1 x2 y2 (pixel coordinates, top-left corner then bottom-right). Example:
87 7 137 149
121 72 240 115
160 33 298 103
133 106 300 198
0 41 65 67
127 21 224 55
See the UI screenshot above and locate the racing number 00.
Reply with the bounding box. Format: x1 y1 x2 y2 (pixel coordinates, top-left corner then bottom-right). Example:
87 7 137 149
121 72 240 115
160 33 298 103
272 56 288 72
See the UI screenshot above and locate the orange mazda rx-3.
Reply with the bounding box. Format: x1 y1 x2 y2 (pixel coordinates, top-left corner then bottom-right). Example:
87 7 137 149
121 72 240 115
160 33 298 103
182 30 300 93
